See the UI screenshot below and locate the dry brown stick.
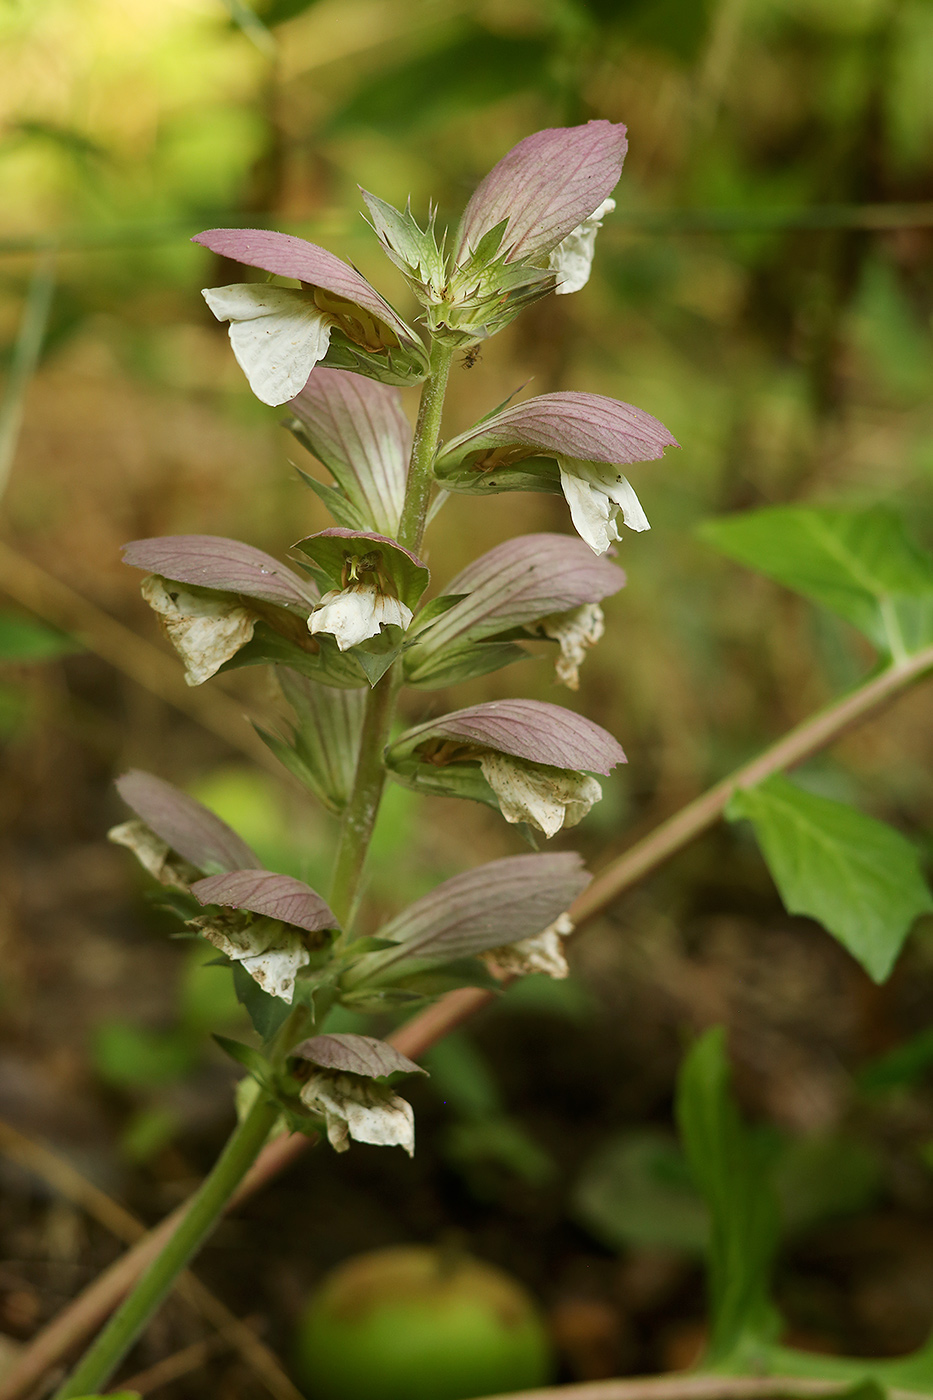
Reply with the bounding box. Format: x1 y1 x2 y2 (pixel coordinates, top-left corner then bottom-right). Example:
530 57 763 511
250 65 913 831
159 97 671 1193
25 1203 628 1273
474 1376 929 1400
0 540 275 770
0 1122 303 1400
6 646 933 1400
115 1333 225 1397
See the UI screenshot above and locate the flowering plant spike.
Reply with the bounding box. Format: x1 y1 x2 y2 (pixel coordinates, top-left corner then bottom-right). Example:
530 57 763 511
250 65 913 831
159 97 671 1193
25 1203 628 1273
63 122 686 1400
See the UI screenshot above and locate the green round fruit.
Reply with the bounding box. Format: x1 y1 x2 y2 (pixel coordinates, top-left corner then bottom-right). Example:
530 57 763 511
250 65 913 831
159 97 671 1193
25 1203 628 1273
293 1244 553 1400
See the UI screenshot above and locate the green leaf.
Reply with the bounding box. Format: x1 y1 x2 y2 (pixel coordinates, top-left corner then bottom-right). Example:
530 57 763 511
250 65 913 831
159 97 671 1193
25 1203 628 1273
858 1026 933 1092
699 506 933 656
0 611 81 661
727 776 933 983
573 1130 709 1254
676 1028 781 1364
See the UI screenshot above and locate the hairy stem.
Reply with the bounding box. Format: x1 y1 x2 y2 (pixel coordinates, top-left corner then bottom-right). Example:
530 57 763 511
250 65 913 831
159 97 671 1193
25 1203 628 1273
51 1092 281 1399
328 338 456 928
397 339 455 551
328 666 400 928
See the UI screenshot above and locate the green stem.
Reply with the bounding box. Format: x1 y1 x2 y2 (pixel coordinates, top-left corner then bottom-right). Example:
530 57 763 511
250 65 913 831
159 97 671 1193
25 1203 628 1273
328 665 400 928
397 339 455 552
54 342 456 1399
328 338 456 927
52 1092 280 1399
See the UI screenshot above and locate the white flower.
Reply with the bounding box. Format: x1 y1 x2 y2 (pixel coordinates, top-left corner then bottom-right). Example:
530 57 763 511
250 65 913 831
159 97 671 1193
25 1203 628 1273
482 912 575 979
202 284 334 406
557 457 650 556
299 1072 415 1156
140 576 257 686
308 583 412 652
549 198 615 295
479 752 602 838
539 603 605 690
194 914 310 1003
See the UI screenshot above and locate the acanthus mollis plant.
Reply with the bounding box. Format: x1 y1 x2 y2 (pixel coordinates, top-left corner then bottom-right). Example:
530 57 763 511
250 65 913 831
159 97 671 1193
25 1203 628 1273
56 119 668 1400
45 120 933 1400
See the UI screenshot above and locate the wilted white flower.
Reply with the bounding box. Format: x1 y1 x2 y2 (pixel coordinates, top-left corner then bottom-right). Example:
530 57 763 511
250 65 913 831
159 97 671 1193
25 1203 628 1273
549 198 615 295
309 583 412 652
539 603 605 690
479 752 602 838
557 459 650 556
202 284 334 407
107 820 187 887
300 1071 415 1156
193 914 310 1003
482 911 575 979
140 576 257 685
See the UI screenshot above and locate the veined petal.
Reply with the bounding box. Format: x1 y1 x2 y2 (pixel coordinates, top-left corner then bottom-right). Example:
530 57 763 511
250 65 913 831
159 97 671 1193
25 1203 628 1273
550 198 615 295
482 911 574 979
539 603 605 690
309 584 412 652
202 284 333 406
195 229 429 387
390 698 625 774
479 753 602 837
140 575 257 684
299 1072 415 1155
456 122 627 263
434 392 678 500
195 228 420 348
558 460 650 556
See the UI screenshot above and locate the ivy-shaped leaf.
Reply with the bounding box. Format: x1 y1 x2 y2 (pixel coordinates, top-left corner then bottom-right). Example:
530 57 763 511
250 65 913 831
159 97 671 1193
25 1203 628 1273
728 776 933 983
699 506 933 657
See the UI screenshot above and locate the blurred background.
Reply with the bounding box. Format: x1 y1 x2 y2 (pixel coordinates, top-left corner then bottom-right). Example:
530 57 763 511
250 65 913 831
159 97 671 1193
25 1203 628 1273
3 0 933 1393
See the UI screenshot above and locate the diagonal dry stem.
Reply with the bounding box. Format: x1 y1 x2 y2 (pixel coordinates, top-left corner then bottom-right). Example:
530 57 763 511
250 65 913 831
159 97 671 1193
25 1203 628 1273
468 1375 928 1400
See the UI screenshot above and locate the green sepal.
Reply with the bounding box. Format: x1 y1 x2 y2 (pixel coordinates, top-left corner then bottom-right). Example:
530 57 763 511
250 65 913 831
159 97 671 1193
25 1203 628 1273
291 461 367 531
212 1035 275 1084
403 638 529 688
385 755 498 811
433 453 564 498
217 622 366 689
406 593 470 637
321 330 429 387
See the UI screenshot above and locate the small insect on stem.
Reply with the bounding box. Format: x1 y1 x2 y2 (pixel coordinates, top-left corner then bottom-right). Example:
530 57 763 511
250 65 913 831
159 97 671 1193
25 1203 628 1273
460 346 482 369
